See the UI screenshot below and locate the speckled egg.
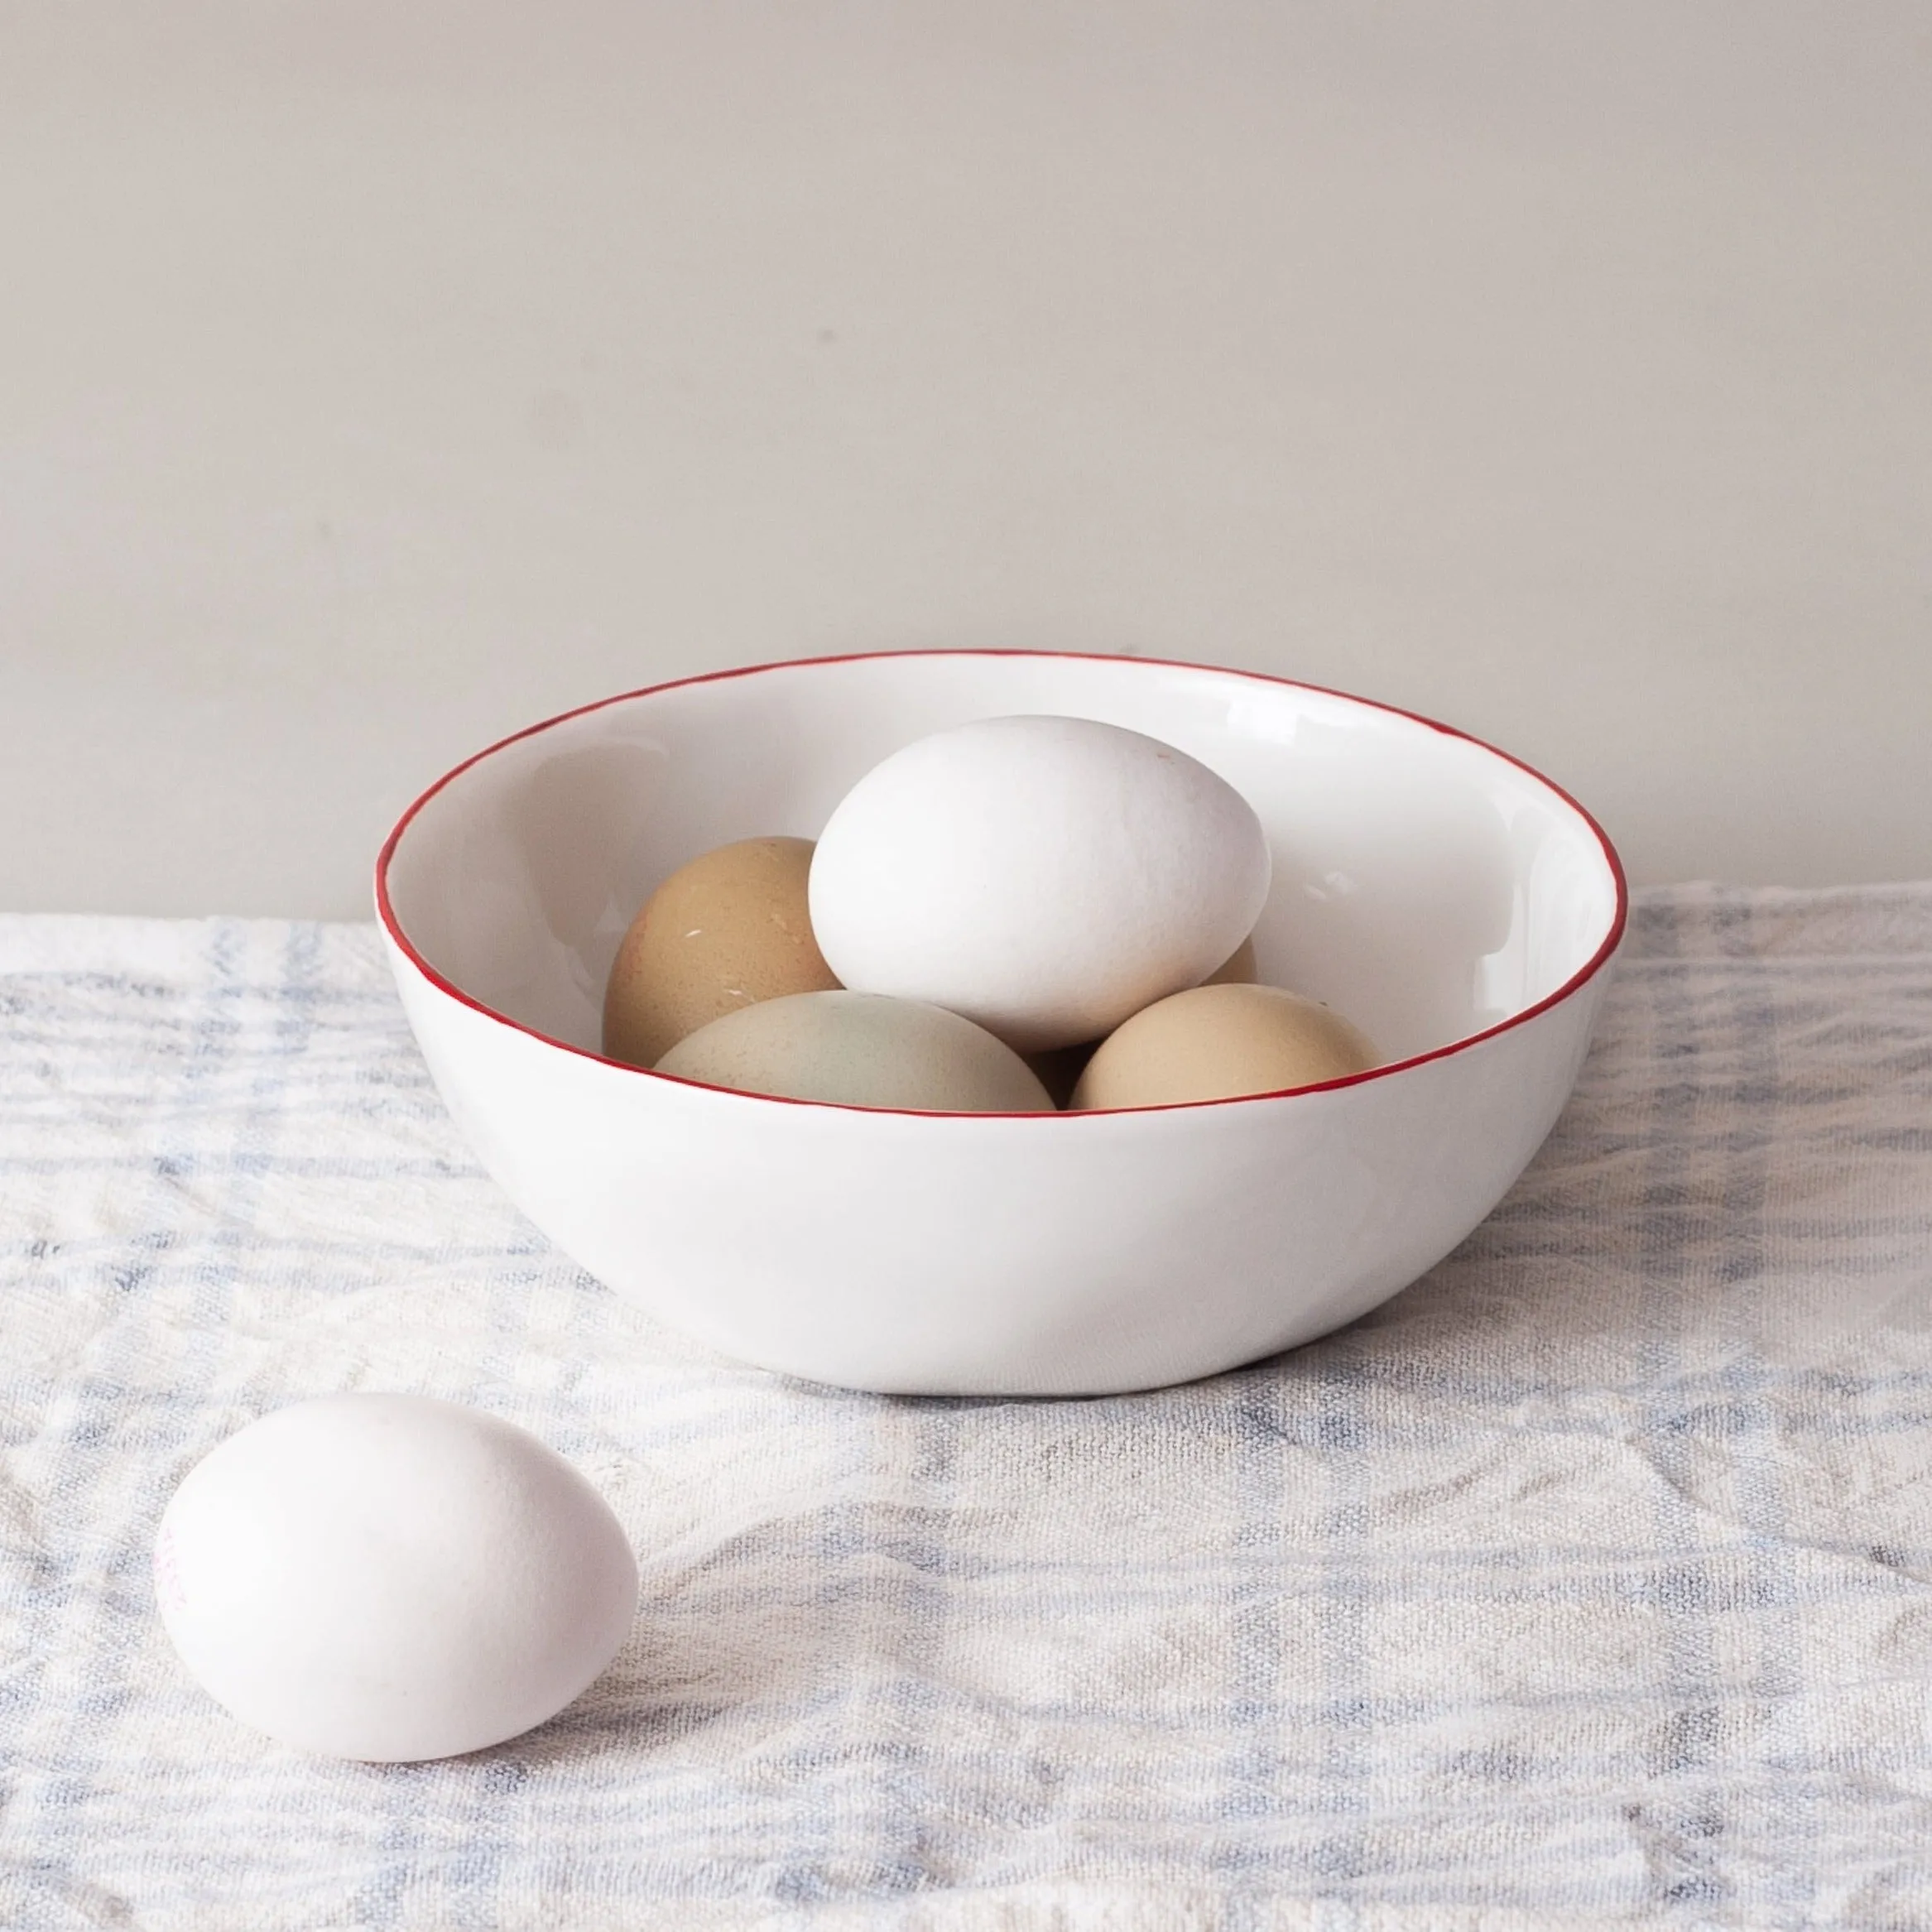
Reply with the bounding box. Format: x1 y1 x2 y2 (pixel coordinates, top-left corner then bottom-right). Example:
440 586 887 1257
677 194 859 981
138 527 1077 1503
603 836 840 1069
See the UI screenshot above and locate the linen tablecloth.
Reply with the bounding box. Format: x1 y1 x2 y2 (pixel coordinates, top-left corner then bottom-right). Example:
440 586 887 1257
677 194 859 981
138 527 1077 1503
5 886 1932 1930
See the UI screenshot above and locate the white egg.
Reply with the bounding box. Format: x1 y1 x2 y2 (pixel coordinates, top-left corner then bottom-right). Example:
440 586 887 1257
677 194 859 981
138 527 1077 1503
154 1394 638 1762
809 715 1272 1052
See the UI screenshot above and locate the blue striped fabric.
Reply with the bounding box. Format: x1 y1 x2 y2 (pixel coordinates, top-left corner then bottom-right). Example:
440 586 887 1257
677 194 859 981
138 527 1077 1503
3 888 1931 1930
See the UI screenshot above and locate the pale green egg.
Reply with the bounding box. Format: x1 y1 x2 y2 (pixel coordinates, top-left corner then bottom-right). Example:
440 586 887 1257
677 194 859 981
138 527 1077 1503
654 990 1054 1113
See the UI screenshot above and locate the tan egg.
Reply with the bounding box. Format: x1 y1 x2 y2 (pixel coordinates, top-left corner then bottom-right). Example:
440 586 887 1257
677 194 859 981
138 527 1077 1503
602 837 841 1069
1070 983 1379 1111
656 992 1054 1113
1024 943 1257 1101
1201 934 1257 986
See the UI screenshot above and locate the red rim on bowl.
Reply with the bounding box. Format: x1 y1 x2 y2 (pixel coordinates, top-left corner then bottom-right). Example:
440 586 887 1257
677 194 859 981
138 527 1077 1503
375 650 1629 1120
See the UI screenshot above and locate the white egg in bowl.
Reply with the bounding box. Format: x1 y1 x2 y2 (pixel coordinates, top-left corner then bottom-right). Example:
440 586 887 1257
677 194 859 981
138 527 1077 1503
377 651 1625 1396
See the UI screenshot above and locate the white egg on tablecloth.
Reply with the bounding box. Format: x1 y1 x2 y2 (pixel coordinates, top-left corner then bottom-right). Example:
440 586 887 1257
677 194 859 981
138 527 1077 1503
808 714 1272 1052
154 1394 638 1762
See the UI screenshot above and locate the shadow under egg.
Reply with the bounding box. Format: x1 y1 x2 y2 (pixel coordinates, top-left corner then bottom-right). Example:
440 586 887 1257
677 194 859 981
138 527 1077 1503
1023 1040 1100 1110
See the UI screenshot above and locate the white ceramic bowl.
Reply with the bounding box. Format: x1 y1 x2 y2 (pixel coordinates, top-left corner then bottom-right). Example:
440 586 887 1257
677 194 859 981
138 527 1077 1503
377 651 1625 1396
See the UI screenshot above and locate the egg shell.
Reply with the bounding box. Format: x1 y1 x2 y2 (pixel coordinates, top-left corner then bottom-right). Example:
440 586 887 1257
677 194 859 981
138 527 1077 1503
1071 982 1379 1111
655 989 1054 1113
808 715 1271 1053
154 1394 638 1762
603 836 840 1069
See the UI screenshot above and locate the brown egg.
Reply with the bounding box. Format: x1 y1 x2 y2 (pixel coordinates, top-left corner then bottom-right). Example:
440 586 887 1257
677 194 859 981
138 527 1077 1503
1201 935 1257 986
602 837 841 1069
1070 983 1378 1111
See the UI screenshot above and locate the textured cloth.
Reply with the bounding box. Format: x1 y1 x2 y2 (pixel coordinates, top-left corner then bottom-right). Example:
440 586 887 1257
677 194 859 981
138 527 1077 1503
5 888 1932 1931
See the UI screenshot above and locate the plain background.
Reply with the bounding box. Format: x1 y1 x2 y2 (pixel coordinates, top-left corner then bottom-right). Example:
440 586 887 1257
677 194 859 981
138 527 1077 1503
3 1 1928 919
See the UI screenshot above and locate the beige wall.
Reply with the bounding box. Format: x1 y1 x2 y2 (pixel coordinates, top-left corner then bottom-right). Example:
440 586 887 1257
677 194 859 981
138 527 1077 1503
5 2 1929 917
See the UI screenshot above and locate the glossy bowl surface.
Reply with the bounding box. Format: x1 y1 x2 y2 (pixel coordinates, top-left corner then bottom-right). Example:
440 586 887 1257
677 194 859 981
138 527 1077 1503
378 651 1624 1394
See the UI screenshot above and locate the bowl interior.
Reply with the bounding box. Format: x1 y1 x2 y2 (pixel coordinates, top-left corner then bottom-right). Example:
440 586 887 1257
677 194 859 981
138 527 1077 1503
381 653 1622 1070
